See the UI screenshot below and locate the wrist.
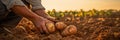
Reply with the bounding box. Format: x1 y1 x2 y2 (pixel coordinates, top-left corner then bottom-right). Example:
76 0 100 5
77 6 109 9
34 10 48 18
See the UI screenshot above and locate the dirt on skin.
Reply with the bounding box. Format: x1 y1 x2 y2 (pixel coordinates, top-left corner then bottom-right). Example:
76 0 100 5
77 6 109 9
0 13 120 40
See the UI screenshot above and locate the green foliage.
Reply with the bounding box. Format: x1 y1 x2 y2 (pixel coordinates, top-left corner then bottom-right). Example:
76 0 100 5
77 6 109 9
47 9 119 18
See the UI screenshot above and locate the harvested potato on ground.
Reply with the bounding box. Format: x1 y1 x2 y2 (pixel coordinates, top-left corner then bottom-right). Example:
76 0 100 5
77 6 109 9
46 22 55 33
55 22 67 30
61 25 77 36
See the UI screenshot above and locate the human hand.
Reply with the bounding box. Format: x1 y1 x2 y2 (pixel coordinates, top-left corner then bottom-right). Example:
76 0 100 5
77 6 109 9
34 10 58 22
32 16 53 34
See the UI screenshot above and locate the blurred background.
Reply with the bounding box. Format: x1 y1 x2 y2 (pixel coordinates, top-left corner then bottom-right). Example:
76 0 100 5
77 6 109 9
42 0 120 11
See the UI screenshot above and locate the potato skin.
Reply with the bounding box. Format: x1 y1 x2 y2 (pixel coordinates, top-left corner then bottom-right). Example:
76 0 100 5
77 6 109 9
46 22 55 33
61 25 77 36
55 22 67 30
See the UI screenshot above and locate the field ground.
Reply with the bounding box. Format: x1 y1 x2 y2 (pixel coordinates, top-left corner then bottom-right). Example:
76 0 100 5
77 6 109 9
0 11 120 40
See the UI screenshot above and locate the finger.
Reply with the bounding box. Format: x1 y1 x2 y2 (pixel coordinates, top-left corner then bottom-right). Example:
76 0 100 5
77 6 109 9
36 25 43 33
54 20 59 23
47 16 58 22
39 26 44 33
41 23 49 34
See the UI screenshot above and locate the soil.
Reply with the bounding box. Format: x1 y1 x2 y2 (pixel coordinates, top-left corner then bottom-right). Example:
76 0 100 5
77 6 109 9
0 13 120 40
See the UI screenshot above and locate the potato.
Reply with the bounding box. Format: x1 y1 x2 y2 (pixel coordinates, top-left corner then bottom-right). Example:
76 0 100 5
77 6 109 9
55 22 67 30
61 25 77 36
46 22 55 33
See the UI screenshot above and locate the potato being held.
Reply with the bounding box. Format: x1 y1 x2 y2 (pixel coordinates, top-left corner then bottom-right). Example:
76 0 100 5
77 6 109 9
46 22 55 33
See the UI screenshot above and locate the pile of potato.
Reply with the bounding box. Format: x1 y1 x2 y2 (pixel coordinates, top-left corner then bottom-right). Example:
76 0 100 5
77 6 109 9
45 22 77 36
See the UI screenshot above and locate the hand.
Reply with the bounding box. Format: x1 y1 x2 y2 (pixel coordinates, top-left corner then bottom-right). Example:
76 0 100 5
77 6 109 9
45 15 58 22
32 16 52 34
34 10 58 22
11 5 53 34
